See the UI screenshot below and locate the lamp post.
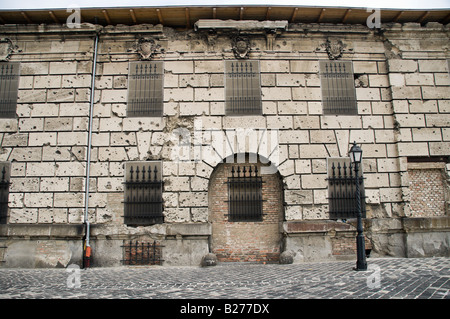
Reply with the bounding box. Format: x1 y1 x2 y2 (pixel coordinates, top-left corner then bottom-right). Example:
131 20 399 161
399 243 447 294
349 142 367 271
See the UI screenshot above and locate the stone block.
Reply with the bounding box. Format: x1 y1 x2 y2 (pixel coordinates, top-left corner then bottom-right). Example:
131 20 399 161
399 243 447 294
395 114 425 128
102 62 129 75
195 88 224 102
290 60 318 73
278 101 307 115
398 142 429 157
293 116 320 129
321 116 362 129
266 116 293 129
98 147 128 161
404 73 434 86
101 89 127 103
165 61 194 74
223 116 265 129
24 193 53 208
309 130 335 144
292 87 321 101
56 162 86 176
9 147 42 162
260 60 289 73
57 132 87 146
368 74 389 87
434 73 450 86
279 130 309 144
285 189 313 205
110 132 137 146
34 75 61 89
418 59 449 72
49 62 77 74
261 87 291 101
179 191 208 207
44 118 72 131
409 100 438 113
194 60 223 74
388 73 405 87
40 177 70 192
380 187 403 202
391 86 422 99
388 59 417 72
10 177 39 192
412 128 442 141
20 62 49 75
180 74 209 87
276 74 305 86
97 177 123 192
62 74 92 88
299 144 328 159
54 193 84 208
421 87 449 99
2 133 28 147
356 88 381 101
17 90 47 103
25 162 56 177
429 142 450 156
28 132 57 146
164 176 190 192
165 88 194 102
353 61 378 74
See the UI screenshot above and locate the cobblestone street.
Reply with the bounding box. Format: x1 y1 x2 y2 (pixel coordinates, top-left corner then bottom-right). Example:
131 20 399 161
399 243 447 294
0 257 448 301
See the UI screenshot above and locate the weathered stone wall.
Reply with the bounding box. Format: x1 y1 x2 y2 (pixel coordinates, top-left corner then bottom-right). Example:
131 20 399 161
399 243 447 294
0 21 448 267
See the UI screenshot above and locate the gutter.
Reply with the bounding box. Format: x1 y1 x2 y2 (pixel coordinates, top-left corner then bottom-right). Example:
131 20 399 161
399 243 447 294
83 31 99 268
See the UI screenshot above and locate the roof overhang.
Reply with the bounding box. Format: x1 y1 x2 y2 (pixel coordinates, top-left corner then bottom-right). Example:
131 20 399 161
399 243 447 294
0 5 449 29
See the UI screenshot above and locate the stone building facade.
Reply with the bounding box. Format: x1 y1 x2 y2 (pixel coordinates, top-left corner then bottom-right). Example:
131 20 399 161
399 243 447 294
0 6 449 267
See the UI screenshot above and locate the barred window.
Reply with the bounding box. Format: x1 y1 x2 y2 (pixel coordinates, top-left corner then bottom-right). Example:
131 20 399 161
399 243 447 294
225 60 262 116
124 161 164 226
319 60 357 115
0 162 11 224
0 62 20 118
127 61 163 117
327 158 366 220
226 165 263 222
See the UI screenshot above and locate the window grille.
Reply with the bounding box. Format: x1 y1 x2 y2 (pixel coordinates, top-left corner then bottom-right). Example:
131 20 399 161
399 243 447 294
226 165 264 222
225 60 262 115
0 162 11 224
319 60 357 115
327 158 366 220
127 61 163 117
121 240 164 265
123 162 164 225
0 62 20 118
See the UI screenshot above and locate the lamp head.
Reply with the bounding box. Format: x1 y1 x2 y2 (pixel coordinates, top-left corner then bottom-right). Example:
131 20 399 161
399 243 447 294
349 141 362 164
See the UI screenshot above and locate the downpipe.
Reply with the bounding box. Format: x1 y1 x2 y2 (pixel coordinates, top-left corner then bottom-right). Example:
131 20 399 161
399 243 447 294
83 32 99 268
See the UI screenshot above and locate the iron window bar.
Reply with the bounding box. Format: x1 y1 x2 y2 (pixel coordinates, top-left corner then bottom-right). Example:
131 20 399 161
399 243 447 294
319 60 357 115
0 164 10 225
225 165 265 222
121 240 164 265
123 163 164 226
327 160 366 220
225 60 262 116
0 63 20 119
127 61 163 117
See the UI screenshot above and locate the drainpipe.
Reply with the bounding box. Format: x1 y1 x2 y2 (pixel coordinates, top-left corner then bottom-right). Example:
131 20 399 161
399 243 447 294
83 31 99 268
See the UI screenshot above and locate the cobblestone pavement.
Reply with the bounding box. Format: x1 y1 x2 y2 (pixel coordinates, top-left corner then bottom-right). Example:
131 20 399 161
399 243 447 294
0 257 448 300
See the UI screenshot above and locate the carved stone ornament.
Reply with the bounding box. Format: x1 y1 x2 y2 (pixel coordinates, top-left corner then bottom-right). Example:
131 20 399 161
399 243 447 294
232 36 250 59
324 38 346 60
0 38 14 61
136 38 162 60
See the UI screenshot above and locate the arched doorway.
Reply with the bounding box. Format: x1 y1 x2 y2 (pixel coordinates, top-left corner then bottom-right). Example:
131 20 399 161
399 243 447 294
208 154 284 263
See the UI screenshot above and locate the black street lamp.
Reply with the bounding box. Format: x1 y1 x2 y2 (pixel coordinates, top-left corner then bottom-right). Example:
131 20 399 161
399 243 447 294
349 141 367 271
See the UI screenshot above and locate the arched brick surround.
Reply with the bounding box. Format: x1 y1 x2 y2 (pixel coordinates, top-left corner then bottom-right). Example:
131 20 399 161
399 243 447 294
208 154 284 263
